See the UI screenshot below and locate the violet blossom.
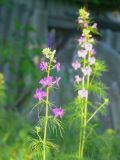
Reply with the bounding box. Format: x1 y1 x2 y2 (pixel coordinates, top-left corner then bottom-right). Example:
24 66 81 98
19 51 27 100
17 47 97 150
77 50 87 58
39 76 53 87
52 107 64 118
34 88 46 101
55 77 61 87
91 49 96 55
78 17 83 24
39 61 48 71
84 22 88 28
48 30 55 49
84 43 93 51
78 89 88 99
78 36 85 45
75 75 82 83
88 57 96 65
55 62 61 72
82 66 92 76
72 61 81 70
92 23 97 29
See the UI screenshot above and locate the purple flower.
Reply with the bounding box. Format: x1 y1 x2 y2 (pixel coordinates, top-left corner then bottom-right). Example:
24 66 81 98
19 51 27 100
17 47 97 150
78 36 85 45
78 89 88 98
48 30 55 49
52 107 64 118
92 23 97 29
77 50 87 58
84 22 88 28
78 17 83 24
39 76 53 87
82 66 92 76
72 61 81 70
84 43 93 51
34 88 46 101
88 57 96 65
91 49 96 55
55 62 60 72
75 75 82 83
39 61 48 71
56 77 61 87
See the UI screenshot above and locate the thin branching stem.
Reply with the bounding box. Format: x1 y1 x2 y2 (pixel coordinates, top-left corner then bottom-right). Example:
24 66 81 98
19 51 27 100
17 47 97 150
79 57 86 159
43 58 52 160
87 101 107 124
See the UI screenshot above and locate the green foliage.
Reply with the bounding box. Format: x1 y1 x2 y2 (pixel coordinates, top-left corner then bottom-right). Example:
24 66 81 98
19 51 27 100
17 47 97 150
51 120 120 160
48 116 64 137
0 109 33 160
2 106 120 160
92 60 107 78
0 42 42 109
86 129 120 160
0 73 6 106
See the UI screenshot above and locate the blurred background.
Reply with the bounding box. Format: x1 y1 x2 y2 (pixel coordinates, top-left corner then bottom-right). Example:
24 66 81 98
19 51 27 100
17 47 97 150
1 0 120 159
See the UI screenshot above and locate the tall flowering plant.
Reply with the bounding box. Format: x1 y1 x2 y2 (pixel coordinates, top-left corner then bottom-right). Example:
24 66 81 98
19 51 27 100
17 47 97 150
32 48 64 160
72 9 109 159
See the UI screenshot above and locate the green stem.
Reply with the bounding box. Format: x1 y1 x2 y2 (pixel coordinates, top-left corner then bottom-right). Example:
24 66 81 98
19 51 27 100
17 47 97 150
79 92 89 159
79 75 85 158
78 57 90 159
78 100 84 158
87 101 107 124
43 58 52 160
80 53 91 155
78 57 86 159
43 87 49 160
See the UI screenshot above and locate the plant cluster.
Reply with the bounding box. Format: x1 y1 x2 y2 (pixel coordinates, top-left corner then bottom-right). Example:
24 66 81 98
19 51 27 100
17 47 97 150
32 8 109 160
34 9 108 160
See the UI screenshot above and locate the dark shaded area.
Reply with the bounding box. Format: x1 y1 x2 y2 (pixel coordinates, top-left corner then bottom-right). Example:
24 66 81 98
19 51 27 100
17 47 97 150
52 0 120 10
